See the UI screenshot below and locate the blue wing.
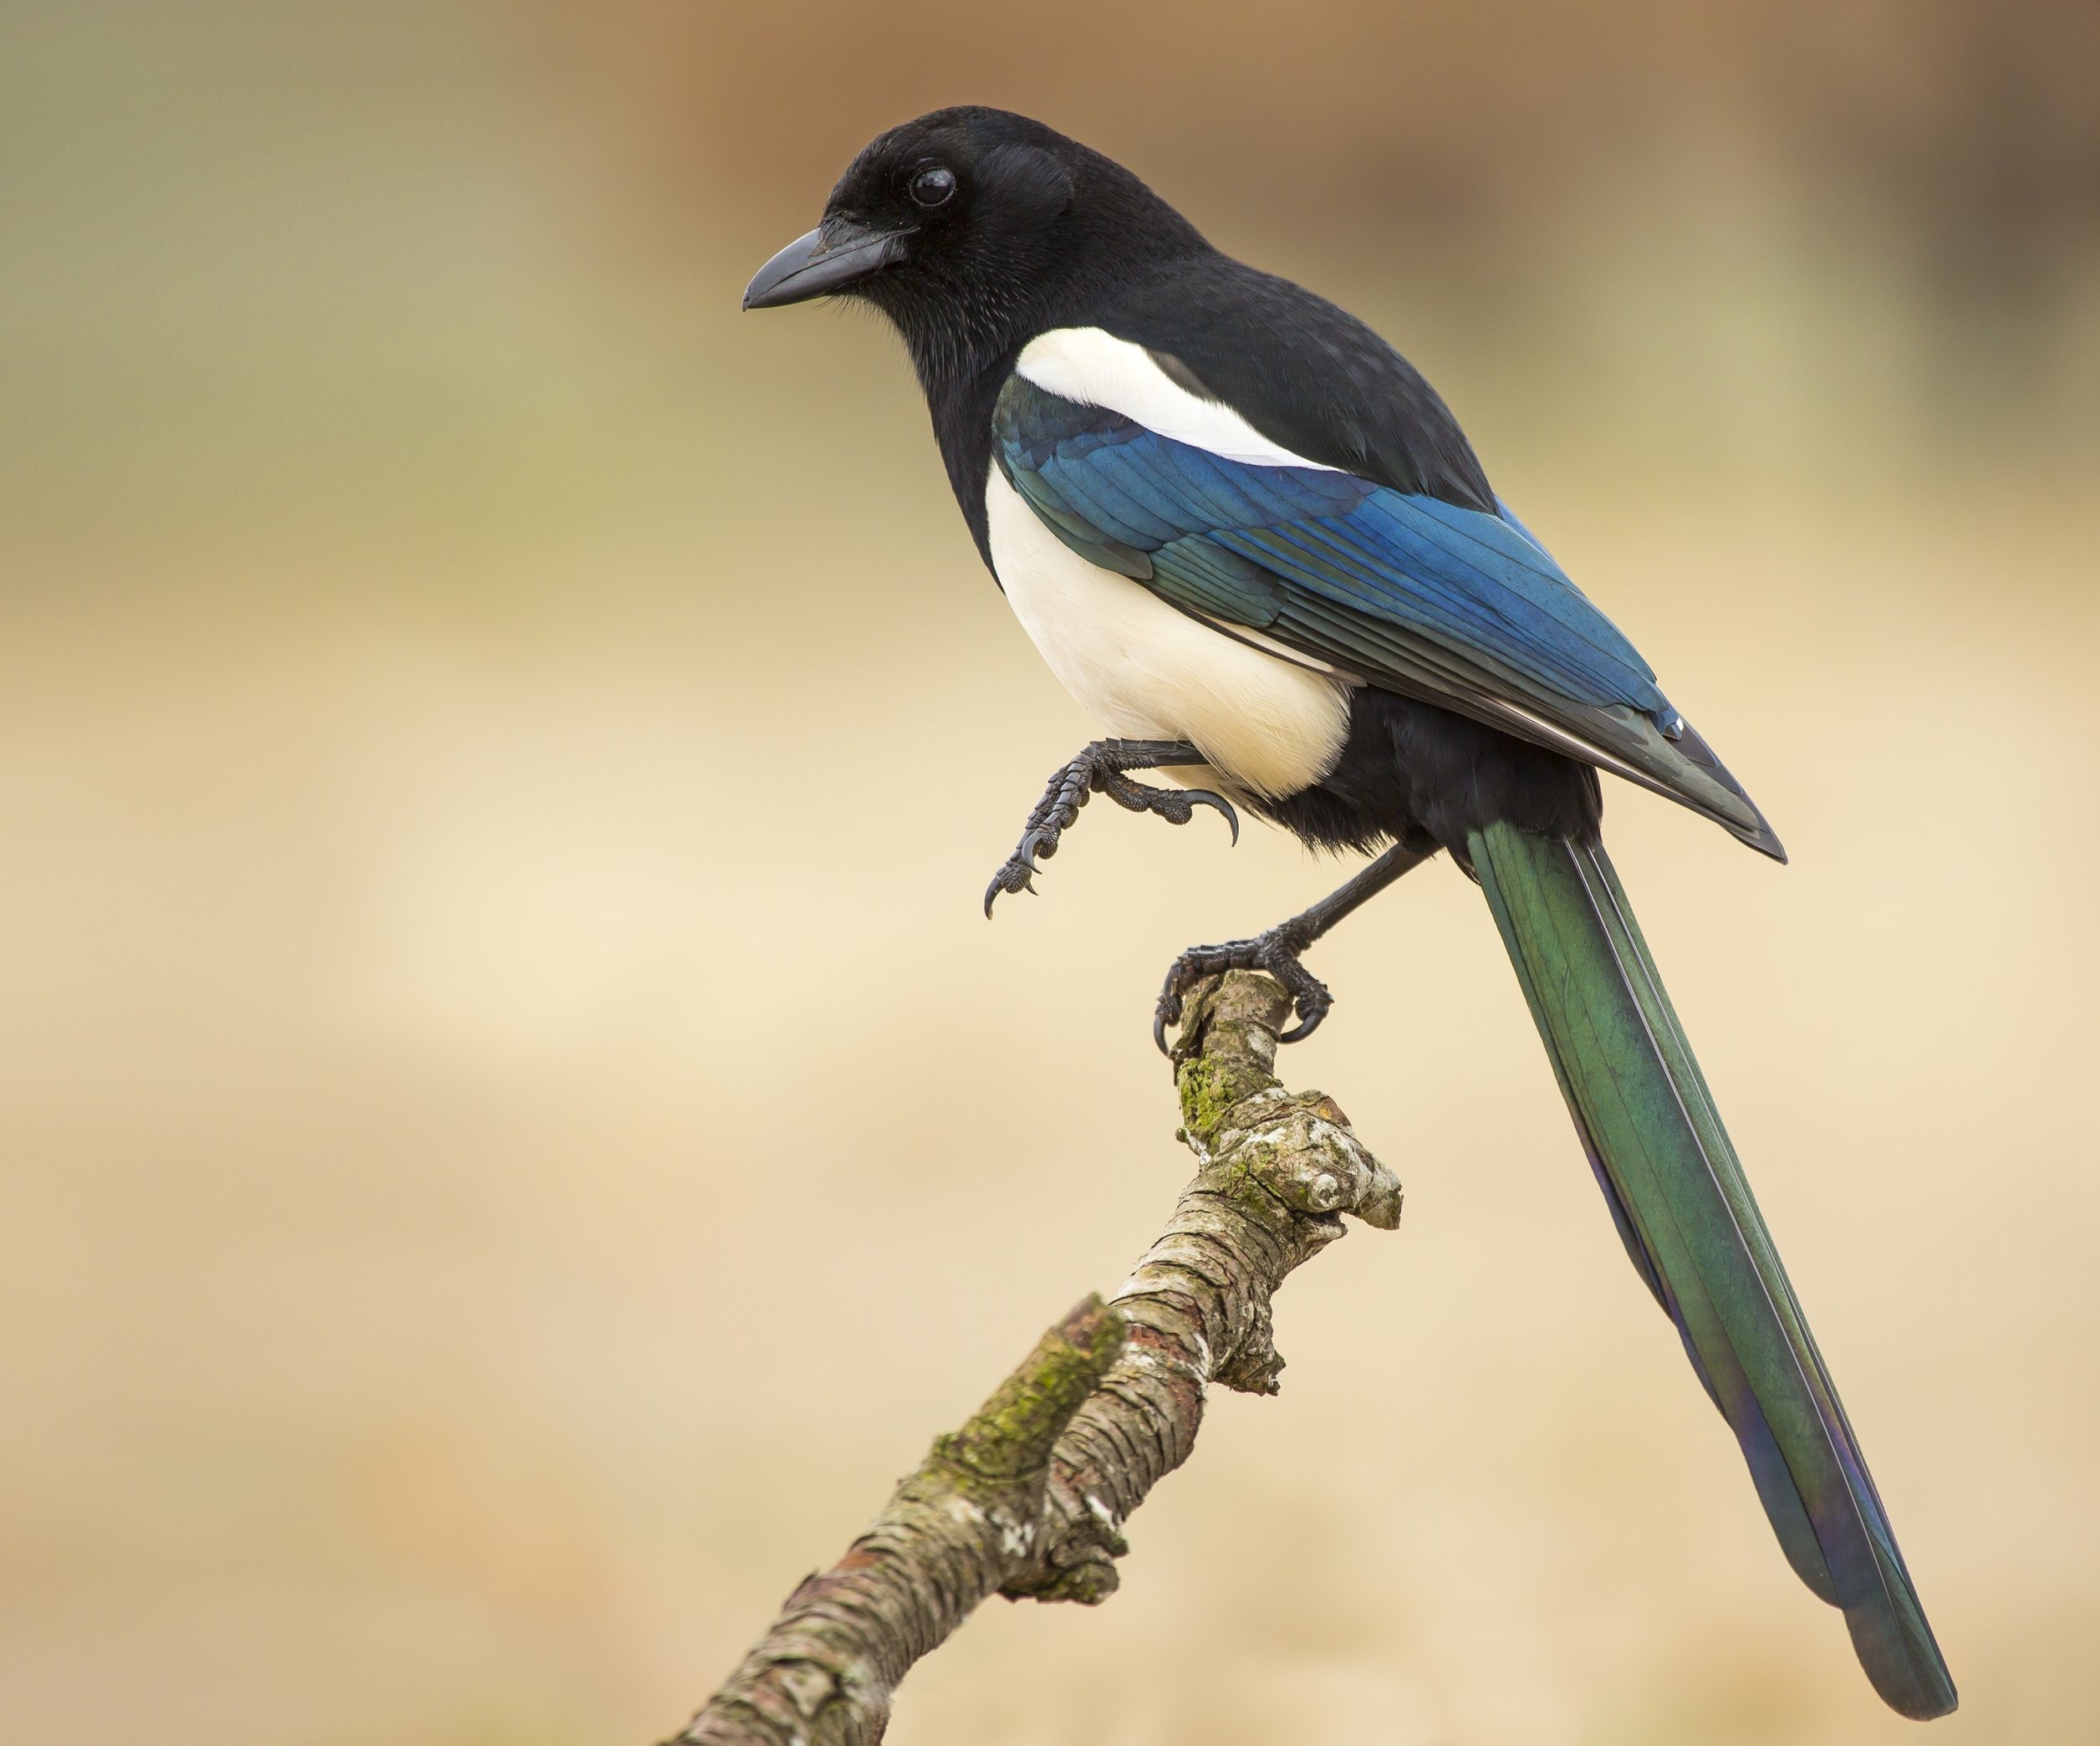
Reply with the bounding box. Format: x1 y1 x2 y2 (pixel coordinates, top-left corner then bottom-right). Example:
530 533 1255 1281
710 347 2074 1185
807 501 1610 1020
993 375 1781 857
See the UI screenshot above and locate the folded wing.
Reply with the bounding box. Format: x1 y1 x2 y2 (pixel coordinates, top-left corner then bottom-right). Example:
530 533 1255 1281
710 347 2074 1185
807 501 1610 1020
993 373 1783 859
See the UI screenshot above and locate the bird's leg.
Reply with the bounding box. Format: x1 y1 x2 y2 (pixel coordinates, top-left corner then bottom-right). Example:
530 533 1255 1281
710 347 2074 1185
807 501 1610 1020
984 738 1240 917
1154 842 1435 1052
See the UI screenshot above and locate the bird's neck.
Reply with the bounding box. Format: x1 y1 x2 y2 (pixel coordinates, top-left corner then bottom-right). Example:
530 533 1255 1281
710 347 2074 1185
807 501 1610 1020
917 340 1020 570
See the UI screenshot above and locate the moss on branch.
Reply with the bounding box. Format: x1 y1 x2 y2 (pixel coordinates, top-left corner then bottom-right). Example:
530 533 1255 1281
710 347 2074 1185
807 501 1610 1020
670 970 1401 1746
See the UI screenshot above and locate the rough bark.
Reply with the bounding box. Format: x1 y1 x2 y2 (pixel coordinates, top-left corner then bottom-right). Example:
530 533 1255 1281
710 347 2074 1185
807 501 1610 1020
668 970 1403 1746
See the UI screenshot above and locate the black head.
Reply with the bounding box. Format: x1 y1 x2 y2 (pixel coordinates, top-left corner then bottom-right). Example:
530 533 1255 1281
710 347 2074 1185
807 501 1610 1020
742 107 1205 385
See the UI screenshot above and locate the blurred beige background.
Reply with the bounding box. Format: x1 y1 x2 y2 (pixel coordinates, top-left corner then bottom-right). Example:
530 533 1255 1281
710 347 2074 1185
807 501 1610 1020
3 3 2097 1743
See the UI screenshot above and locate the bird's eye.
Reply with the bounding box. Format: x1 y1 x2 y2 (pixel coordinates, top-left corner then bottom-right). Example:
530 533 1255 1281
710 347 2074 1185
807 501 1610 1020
910 166 956 207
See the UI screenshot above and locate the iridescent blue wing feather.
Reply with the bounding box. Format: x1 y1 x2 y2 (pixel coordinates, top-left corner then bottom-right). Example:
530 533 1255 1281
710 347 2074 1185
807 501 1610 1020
994 375 1781 857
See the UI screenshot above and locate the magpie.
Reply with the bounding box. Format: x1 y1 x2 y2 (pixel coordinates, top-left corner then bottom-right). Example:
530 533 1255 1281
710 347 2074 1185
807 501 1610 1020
742 106 1955 1720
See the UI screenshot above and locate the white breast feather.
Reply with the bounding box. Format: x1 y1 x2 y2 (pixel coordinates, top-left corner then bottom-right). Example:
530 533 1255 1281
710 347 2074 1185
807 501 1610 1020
985 470 1350 799
1015 329 1338 472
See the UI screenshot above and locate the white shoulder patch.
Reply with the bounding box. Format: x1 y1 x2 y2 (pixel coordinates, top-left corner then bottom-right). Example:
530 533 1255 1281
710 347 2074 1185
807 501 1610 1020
984 470 1351 798
1015 328 1338 472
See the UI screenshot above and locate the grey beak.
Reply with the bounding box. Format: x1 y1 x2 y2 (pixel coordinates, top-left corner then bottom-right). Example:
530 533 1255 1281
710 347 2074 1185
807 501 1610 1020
742 222 906 310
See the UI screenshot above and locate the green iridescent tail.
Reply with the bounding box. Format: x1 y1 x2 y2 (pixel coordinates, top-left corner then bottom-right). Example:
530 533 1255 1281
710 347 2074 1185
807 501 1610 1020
1470 822 1956 1721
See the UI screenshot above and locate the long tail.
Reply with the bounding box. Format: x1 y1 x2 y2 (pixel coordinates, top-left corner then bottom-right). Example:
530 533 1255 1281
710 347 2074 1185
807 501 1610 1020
1468 822 1956 1720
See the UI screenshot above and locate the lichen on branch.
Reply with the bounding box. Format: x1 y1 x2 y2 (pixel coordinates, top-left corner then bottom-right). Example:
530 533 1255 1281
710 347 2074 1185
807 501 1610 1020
669 971 1401 1746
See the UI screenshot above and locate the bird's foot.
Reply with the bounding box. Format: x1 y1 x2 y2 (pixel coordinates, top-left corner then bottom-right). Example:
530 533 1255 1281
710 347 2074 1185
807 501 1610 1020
1154 921 1331 1055
984 740 1238 916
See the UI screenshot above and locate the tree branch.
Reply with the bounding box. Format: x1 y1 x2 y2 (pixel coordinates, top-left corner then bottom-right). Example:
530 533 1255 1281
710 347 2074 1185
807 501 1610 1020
668 970 1403 1746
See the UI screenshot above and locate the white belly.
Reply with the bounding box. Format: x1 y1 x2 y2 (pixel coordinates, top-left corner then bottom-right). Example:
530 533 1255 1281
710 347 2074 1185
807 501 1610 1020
984 468 1351 799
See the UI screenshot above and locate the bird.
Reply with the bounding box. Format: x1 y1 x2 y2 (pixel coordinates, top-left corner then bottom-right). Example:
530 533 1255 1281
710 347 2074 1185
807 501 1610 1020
742 105 1955 1721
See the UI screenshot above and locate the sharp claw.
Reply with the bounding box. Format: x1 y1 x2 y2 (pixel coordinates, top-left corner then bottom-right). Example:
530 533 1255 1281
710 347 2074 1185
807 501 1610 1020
983 864 1035 918
1153 1008 1173 1057
1179 788 1240 845
1175 794 1235 845
1277 1007 1326 1045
